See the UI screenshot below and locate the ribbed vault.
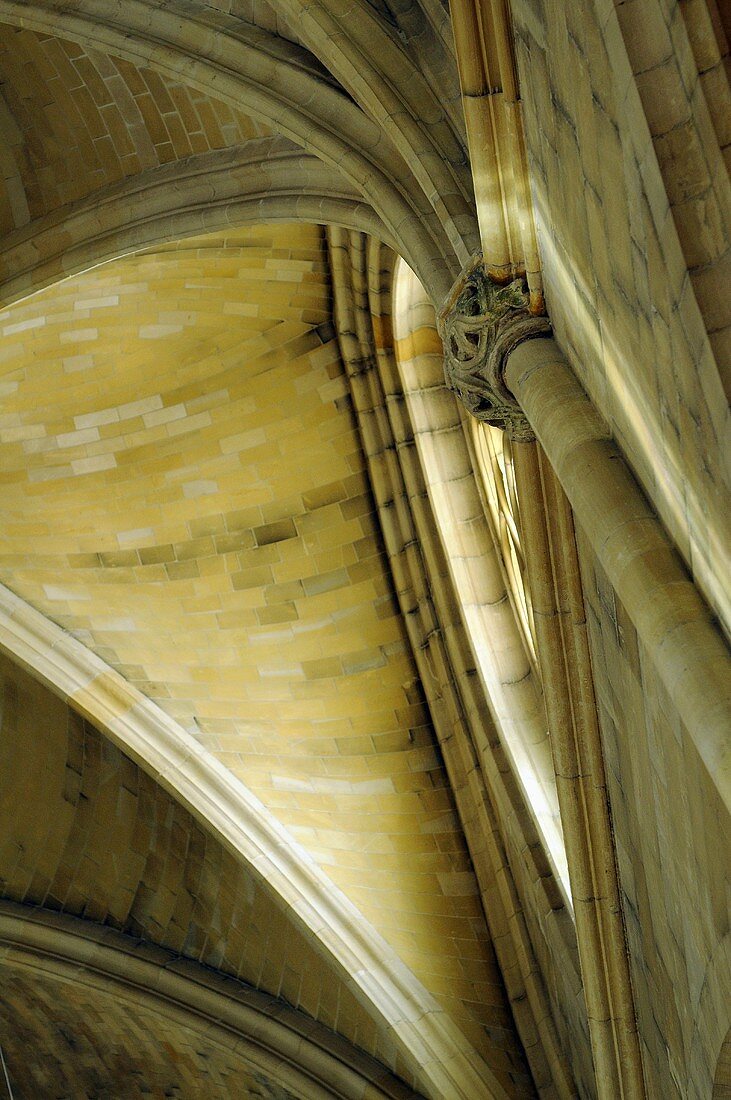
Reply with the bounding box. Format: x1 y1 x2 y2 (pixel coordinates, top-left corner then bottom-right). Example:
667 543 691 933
0 5 548 1097
0 22 391 308
0 651 420 1097
0 221 533 1097
0 2 477 299
0 3 727 1099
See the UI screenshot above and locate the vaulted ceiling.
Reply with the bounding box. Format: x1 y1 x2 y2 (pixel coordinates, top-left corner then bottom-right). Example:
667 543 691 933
1 1 728 1098
0 219 517 1064
0 216 539 1092
0 7 541 1096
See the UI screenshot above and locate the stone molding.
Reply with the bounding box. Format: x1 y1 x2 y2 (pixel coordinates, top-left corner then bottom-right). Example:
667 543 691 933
437 254 551 441
390 252 581 1098
0 140 391 310
0 582 511 1100
0 901 421 1100
512 443 646 1098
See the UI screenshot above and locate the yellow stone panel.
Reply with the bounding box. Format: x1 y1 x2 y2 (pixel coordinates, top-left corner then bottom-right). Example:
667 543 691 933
0 222 526 1088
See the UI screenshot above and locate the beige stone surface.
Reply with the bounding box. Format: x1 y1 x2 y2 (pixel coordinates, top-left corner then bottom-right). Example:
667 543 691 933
578 534 730 1100
512 0 731 634
0 2 727 1098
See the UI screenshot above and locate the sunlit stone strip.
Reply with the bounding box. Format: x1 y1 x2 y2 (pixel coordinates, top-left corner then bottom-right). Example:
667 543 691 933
391 258 584 1098
395 260 565 888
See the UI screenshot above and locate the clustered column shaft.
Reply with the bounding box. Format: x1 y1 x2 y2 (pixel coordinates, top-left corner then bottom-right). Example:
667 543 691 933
439 256 650 1098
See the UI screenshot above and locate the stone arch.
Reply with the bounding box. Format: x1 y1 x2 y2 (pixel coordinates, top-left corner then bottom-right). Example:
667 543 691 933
271 0 477 263
0 0 468 299
0 140 392 308
0 901 421 1100
391 258 566 884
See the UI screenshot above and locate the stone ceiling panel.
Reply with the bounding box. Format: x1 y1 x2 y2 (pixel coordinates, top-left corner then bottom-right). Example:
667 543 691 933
0 24 271 233
0 963 298 1099
0 221 531 1094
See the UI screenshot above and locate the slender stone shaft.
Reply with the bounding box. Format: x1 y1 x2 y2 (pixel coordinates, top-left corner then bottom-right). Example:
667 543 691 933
505 337 731 813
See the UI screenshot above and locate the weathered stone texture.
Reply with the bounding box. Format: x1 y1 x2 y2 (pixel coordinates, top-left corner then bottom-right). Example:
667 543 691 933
512 0 730 636
616 0 731 369
577 530 730 1099
0 964 299 1099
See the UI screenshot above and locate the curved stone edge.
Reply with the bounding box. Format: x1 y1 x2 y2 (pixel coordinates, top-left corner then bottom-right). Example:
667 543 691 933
0 141 394 309
0 584 510 1100
0 900 421 1100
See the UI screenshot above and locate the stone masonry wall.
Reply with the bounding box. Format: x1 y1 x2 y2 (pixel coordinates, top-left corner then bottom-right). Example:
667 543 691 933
512 1 730 1093
512 0 730 634
577 531 730 1098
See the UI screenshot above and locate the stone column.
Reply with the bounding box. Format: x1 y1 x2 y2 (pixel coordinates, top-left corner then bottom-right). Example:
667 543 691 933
439 256 648 1099
439 257 731 817
505 336 731 815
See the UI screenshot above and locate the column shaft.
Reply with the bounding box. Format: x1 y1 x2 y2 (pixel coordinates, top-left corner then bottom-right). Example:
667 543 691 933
505 338 731 814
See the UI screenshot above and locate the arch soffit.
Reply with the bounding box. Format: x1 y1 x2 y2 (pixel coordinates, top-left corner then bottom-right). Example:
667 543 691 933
0 0 468 300
0 140 394 309
0 901 422 1100
0 583 512 1100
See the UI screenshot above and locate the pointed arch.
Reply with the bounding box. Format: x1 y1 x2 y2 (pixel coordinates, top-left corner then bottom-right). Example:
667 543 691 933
0 140 392 308
0 0 470 300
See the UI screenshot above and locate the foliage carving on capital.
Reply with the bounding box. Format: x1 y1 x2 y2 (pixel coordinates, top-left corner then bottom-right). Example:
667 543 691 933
437 256 551 441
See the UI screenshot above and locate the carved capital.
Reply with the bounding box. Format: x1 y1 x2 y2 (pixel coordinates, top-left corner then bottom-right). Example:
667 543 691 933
437 255 551 442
